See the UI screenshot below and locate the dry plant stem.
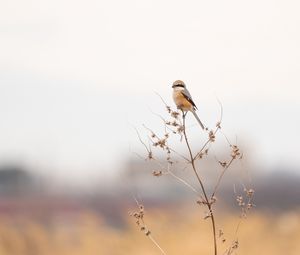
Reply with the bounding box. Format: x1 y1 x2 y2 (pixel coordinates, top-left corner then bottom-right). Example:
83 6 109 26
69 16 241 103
193 127 220 161
194 98 223 161
134 127 152 155
211 157 235 199
168 147 190 162
234 190 254 237
143 123 189 162
148 235 167 255
135 124 202 199
133 198 167 255
167 170 201 196
154 155 204 200
182 112 218 255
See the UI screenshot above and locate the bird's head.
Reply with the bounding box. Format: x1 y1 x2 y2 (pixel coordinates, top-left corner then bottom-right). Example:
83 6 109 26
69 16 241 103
172 80 186 89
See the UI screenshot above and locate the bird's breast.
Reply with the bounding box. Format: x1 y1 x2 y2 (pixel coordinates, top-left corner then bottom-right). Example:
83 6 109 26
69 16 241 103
173 91 193 111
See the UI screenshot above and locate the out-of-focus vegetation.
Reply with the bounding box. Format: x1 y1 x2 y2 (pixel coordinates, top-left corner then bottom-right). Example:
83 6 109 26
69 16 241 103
0 209 299 255
0 163 300 254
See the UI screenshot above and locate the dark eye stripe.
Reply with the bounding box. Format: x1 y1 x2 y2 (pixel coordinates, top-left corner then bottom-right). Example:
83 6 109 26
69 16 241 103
173 84 185 88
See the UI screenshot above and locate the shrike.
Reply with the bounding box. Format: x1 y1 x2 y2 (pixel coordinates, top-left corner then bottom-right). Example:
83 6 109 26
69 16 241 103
172 80 205 129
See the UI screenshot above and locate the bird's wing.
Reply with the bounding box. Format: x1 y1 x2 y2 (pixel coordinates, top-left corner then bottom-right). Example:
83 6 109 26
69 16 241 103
181 89 198 110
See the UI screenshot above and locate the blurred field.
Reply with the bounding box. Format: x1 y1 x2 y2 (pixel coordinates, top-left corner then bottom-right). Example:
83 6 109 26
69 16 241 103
0 165 299 254
0 208 299 255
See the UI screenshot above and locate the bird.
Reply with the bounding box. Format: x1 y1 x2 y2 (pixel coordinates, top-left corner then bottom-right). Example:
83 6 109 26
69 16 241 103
172 80 205 129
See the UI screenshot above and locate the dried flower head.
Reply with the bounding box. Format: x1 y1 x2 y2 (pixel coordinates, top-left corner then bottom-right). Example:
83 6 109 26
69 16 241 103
210 196 217 205
218 229 224 237
129 204 144 227
231 145 240 159
232 240 239 250
219 161 227 168
236 196 245 207
177 125 184 133
152 170 163 177
218 229 226 243
171 111 180 119
209 130 216 142
245 188 255 197
148 151 153 160
196 199 206 206
171 120 179 127
204 211 212 220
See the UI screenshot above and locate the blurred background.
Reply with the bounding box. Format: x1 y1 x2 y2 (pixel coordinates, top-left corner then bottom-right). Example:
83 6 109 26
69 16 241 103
1 0 300 254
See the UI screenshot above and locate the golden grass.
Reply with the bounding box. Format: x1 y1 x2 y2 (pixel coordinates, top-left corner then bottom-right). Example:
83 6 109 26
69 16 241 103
0 209 299 255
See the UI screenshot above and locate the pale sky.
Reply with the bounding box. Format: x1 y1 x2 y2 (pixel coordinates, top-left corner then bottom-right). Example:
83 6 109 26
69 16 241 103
1 0 300 182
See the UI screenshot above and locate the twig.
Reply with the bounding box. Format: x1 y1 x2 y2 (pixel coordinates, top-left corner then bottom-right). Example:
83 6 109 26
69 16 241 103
155 159 204 200
131 197 167 255
211 157 235 199
143 122 189 162
168 147 190 162
182 111 218 255
166 163 204 199
193 99 223 161
134 127 152 155
154 91 169 107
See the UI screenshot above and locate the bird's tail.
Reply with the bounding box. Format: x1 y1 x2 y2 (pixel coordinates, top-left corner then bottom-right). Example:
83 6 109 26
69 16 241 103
191 110 205 130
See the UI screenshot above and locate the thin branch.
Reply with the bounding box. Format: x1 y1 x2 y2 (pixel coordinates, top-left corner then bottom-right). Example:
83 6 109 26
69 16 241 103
143 121 189 162
133 151 147 160
154 159 204 199
166 163 204 199
148 235 167 255
143 124 160 140
168 147 190 162
220 130 232 147
182 112 209 202
211 157 235 199
134 127 151 154
132 197 167 255
193 137 213 161
167 171 200 196
216 96 223 124
149 109 176 133
193 97 224 161
154 91 169 107
182 111 218 255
